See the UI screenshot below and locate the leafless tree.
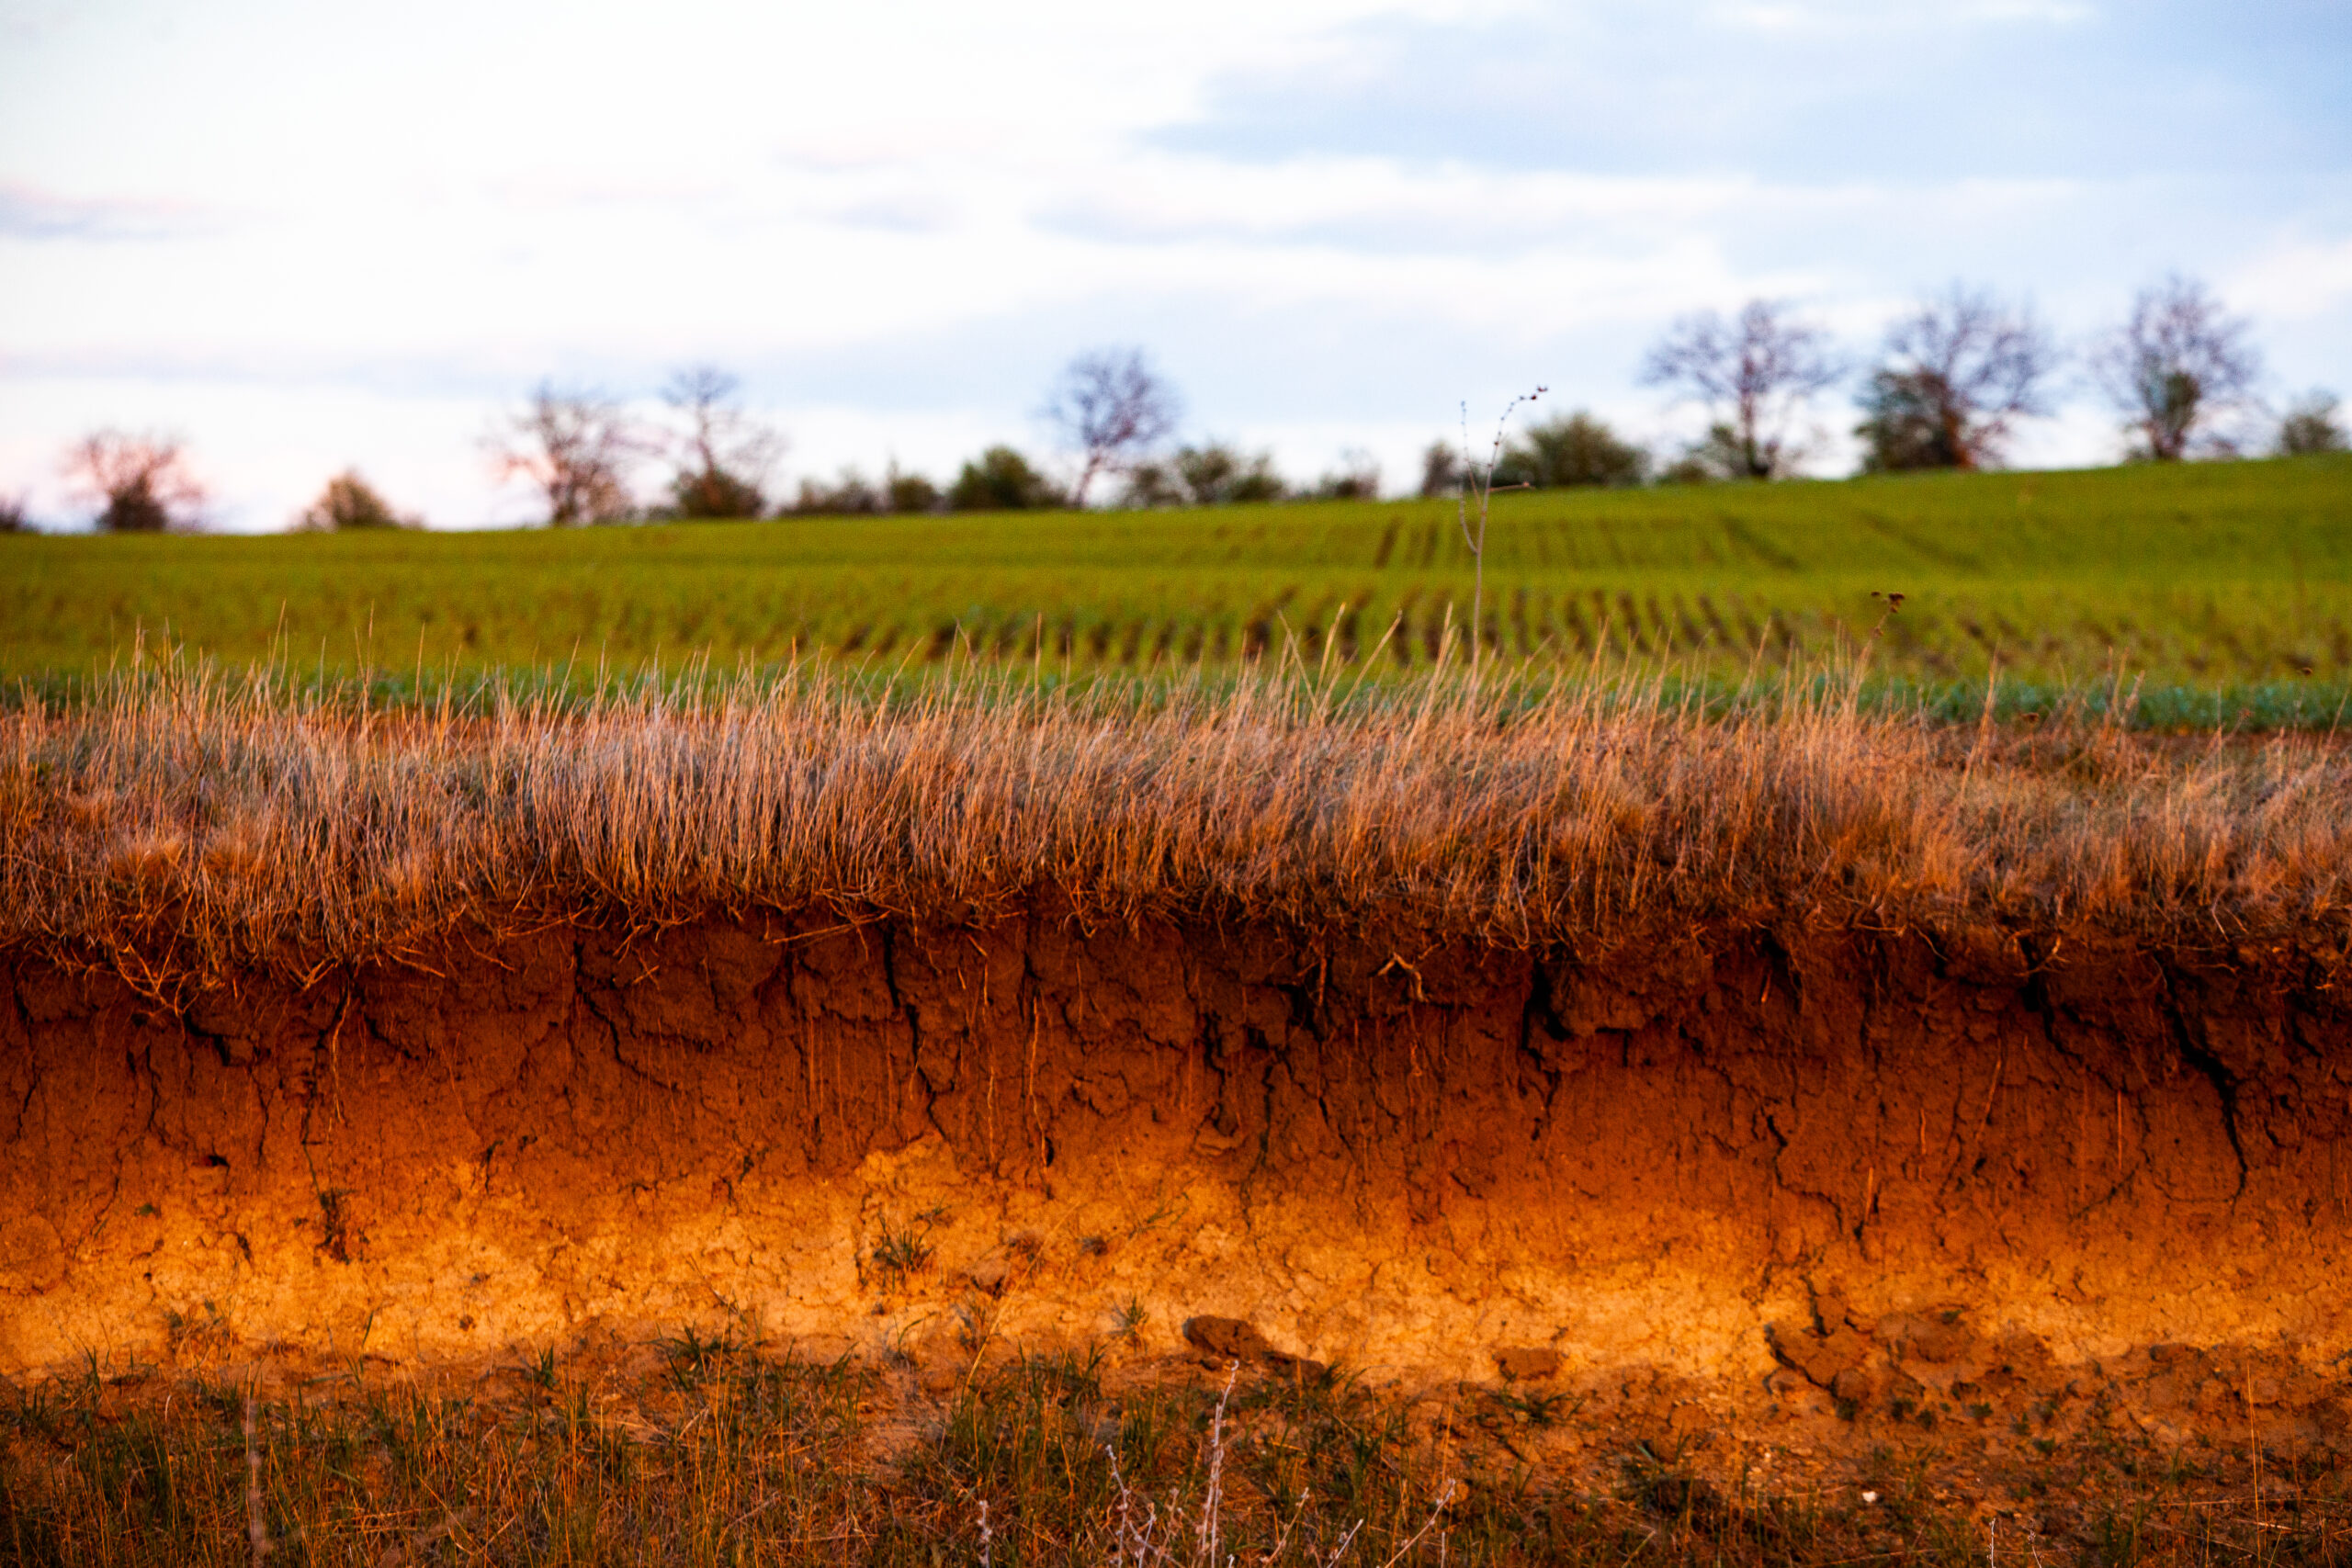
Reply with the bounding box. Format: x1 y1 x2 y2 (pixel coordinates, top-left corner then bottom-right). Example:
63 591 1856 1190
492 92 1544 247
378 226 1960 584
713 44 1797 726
1043 347 1181 507
488 383 647 525
662 366 785 519
63 430 207 532
2090 275 2263 461
1856 285 2057 471
1640 299 1841 479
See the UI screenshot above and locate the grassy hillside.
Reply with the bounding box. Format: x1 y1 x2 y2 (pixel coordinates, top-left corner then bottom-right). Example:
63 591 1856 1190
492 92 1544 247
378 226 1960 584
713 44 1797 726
5 457 2347 694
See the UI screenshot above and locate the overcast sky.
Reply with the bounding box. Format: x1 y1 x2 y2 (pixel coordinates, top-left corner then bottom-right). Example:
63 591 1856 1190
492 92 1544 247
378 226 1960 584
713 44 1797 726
2 0 2347 528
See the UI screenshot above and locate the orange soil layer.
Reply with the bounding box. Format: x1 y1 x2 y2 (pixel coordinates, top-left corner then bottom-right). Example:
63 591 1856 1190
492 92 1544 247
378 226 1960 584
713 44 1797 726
4 916 2349 1471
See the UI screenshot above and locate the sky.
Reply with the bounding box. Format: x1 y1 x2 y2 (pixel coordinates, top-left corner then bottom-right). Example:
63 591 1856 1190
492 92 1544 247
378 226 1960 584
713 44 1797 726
1 0 2347 528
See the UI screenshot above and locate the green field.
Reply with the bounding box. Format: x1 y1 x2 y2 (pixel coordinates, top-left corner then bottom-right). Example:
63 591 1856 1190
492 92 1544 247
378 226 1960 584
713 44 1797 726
6 457 2349 706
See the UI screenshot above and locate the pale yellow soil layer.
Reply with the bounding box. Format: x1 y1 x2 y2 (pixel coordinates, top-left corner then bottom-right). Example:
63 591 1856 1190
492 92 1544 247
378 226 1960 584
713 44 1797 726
5 915 2349 1465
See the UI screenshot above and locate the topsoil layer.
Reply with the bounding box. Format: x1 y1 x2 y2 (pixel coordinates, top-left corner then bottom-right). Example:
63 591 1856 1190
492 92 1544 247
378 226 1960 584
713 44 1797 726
5 913 2349 1492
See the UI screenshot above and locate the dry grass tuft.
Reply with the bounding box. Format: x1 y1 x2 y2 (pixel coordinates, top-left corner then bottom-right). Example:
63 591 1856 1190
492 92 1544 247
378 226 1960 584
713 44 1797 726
5 654 2350 990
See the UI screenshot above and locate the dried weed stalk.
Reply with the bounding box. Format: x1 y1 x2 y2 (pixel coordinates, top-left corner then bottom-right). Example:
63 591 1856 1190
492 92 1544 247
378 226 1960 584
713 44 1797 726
3 655 2348 991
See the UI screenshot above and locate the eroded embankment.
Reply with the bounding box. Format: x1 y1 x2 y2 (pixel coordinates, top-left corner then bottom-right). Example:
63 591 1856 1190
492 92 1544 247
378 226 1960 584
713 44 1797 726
5 916 2350 1472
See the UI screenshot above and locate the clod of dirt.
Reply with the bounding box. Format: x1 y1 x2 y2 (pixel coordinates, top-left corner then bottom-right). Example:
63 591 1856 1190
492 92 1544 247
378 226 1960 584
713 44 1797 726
1494 1346 1562 1381
1768 1318 1875 1398
1264 1349 1329 1386
1183 1315 1272 1363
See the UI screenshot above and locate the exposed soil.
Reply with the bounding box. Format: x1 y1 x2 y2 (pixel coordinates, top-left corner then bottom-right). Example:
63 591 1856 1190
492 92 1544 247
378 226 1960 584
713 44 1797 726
6 912 2350 1508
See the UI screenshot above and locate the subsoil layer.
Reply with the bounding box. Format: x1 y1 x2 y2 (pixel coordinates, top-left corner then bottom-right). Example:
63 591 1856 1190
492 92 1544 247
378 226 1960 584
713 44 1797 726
6 913 2350 1508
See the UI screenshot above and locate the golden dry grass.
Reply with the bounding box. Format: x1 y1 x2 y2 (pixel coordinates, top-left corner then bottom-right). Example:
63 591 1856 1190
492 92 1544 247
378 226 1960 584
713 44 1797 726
5 653 2350 990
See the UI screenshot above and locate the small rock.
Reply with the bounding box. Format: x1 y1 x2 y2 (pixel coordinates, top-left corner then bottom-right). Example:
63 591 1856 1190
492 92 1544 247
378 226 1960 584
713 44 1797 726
1264 1350 1329 1387
1494 1346 1562 1382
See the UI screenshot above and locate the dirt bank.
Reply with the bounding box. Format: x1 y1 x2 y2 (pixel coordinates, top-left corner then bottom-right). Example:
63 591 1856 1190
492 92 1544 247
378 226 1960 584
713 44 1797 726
6 914 2350 1485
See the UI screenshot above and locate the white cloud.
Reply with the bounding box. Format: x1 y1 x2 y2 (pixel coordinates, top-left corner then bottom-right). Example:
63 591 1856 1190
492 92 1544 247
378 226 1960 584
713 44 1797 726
0 0 2343 525
2228 234 2352 321
1708 0 2090 30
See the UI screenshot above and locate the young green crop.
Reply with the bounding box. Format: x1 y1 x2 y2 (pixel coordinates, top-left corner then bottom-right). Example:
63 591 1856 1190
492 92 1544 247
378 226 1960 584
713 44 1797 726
4 455 2346 694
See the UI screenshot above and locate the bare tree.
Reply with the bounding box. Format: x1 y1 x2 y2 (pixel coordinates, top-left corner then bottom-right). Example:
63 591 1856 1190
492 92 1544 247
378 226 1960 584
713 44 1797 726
64 431 206 532
1043 348 1181 507
1855 285 2057 472
2090 275 2262 461
1640 299 1840 479
662 366 785 519
488 384 647 525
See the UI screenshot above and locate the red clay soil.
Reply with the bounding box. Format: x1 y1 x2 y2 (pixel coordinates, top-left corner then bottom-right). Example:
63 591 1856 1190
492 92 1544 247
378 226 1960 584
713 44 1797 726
5 913 2350 1499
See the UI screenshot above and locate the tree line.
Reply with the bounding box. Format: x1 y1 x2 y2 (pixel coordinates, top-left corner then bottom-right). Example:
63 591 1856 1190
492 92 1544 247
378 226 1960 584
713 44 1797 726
12 273 2344 535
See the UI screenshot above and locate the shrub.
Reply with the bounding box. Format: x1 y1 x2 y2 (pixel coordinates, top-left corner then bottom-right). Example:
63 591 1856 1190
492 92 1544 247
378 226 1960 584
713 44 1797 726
1854 369 1963 473
1657 424 1753 484
1309 448 1382 500
668 466 766 521
791 464 945 517
948 446 1062 511
885 465 944 514
793 469 885 515
295 470 421 531
1172 443 1285 504
1494 412 1648 489
1115 460 1186 508
2278 391 2347 457
1417 441 1463 498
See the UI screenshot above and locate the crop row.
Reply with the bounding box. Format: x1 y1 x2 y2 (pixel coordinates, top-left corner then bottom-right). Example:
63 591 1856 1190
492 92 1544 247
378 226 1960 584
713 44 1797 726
5 457 2346 689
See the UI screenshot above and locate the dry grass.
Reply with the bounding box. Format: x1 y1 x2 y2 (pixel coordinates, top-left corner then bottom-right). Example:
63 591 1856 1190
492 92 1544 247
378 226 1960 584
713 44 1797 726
5 649 2351 991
